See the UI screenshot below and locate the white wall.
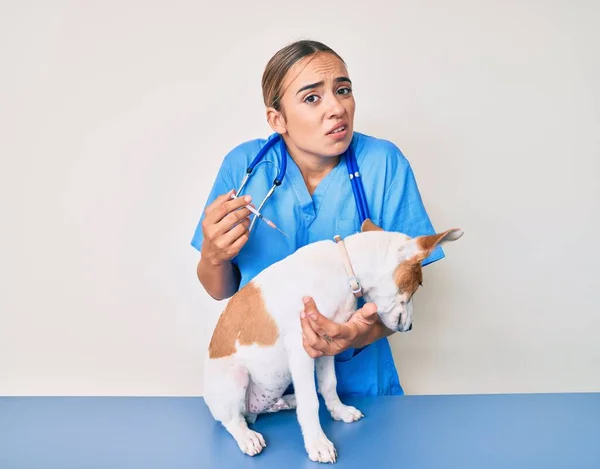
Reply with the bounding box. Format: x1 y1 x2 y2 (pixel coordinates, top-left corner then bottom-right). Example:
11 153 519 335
1 1 598 396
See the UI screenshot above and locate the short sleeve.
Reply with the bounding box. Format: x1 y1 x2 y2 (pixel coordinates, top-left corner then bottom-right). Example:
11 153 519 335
190 158 237 253
381 150 445 267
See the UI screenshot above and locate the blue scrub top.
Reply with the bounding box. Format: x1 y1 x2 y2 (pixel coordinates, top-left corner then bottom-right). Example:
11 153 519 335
191 131 444 397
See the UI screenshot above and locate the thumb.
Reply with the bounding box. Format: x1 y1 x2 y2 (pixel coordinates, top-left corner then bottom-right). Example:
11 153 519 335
359 302 379 322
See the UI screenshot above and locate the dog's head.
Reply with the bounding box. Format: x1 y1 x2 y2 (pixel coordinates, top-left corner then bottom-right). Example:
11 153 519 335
359 219 463 333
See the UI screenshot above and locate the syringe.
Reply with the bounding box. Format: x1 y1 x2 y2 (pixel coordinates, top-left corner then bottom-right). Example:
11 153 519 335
231 194 290 239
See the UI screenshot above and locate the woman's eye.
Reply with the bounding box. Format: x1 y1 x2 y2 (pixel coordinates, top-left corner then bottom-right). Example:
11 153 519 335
337 87 352 95
304 94 319 103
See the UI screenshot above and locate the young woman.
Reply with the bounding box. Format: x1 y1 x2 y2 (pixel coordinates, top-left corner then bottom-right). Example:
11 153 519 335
191 39 444 396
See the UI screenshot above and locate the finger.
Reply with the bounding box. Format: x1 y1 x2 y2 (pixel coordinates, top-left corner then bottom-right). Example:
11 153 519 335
213 197 252 226
206 194 252 225
217 219 250 249
238 217 251 231
307 317 344 350
302 297 343 340
303 296 329 325
301 297 346 348
209 204 253 240
302 296 318 316
302 335 324 358
300 309 329 352
215 206 252 235
226 227 250 256
204 189 236 215
300 310 322 344
302 297 330 337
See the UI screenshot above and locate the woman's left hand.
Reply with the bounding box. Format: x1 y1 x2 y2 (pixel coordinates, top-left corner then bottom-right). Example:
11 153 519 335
299 297 393 358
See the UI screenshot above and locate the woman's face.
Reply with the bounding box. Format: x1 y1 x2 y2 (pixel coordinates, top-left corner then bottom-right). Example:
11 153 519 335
268 52 356 161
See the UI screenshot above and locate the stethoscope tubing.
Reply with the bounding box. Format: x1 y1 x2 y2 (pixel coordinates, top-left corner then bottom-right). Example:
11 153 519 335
240 133 370 231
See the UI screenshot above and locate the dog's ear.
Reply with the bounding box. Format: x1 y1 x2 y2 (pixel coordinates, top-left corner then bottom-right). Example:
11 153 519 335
403 228 463 262
361 218 383 232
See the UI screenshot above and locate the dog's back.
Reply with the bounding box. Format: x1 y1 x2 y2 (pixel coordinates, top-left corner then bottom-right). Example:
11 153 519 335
207 238 351 359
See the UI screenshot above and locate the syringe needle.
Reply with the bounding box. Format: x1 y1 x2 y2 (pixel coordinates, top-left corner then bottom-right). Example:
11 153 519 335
262 216 291 238
231 194 290 239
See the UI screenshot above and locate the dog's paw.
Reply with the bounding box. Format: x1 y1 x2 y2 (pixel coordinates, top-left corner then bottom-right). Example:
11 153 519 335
305 434 337 463
329 404 364 423
235 429 266 456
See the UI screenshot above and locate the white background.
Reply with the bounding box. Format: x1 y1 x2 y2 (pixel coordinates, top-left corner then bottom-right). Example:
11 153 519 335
1 0 599 396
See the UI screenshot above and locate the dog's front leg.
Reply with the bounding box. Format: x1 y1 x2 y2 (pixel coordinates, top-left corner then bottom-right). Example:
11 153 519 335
316 356 364 423
289 350 337 463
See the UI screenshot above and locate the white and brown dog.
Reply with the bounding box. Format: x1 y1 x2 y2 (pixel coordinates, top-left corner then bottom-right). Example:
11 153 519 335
203 219 463 463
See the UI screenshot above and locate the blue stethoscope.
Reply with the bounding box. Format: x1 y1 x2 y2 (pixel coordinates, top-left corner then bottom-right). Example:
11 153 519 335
235 132 370 233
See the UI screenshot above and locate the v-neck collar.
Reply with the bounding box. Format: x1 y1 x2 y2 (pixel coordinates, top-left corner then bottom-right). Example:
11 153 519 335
285 149 346 220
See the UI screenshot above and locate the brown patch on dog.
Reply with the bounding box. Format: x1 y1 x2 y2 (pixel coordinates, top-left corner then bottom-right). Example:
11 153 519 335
361 218 383 232
394 260 423 297
208 282 279 359
393 228 463 295
393 230 454 295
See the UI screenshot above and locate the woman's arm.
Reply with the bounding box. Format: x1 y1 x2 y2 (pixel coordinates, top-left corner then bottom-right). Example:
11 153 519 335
196 257 241 300
195 190 253 300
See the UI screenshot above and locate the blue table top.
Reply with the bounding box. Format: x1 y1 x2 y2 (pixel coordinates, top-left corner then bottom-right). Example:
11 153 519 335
1 393 599 469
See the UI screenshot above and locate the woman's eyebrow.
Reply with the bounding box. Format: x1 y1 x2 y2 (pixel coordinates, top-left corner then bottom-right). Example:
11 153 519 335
296 76 352 95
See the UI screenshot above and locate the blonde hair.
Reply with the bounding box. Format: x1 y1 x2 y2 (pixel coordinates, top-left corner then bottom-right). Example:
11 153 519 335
261 40 345 111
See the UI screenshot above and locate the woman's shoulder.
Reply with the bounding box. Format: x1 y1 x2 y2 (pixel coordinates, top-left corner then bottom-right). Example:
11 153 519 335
219 136 270 168
352 131 412 171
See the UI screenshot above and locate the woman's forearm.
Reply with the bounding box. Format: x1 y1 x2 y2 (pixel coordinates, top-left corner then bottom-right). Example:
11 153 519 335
196 257 240 300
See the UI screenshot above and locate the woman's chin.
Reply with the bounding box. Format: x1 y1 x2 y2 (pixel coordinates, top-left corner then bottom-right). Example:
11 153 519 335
323 134 353 155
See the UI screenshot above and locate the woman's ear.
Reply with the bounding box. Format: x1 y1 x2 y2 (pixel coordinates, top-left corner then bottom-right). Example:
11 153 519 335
266 107 286 134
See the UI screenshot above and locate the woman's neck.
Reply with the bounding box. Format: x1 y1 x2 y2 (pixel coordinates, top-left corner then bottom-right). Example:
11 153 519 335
285 141 340 195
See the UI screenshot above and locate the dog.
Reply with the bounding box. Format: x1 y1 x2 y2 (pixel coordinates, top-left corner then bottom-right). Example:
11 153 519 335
203 219 463 463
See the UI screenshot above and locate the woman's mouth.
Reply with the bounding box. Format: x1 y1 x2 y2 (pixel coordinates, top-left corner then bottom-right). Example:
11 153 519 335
327 125 348 139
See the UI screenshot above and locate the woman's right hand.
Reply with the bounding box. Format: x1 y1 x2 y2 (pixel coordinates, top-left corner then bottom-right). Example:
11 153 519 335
200 189 253 266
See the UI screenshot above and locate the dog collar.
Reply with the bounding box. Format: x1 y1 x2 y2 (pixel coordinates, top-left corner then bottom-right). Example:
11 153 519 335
334 235 363 298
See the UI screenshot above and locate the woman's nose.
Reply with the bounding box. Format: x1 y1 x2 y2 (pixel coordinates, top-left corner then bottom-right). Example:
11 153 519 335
325 94 345 116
